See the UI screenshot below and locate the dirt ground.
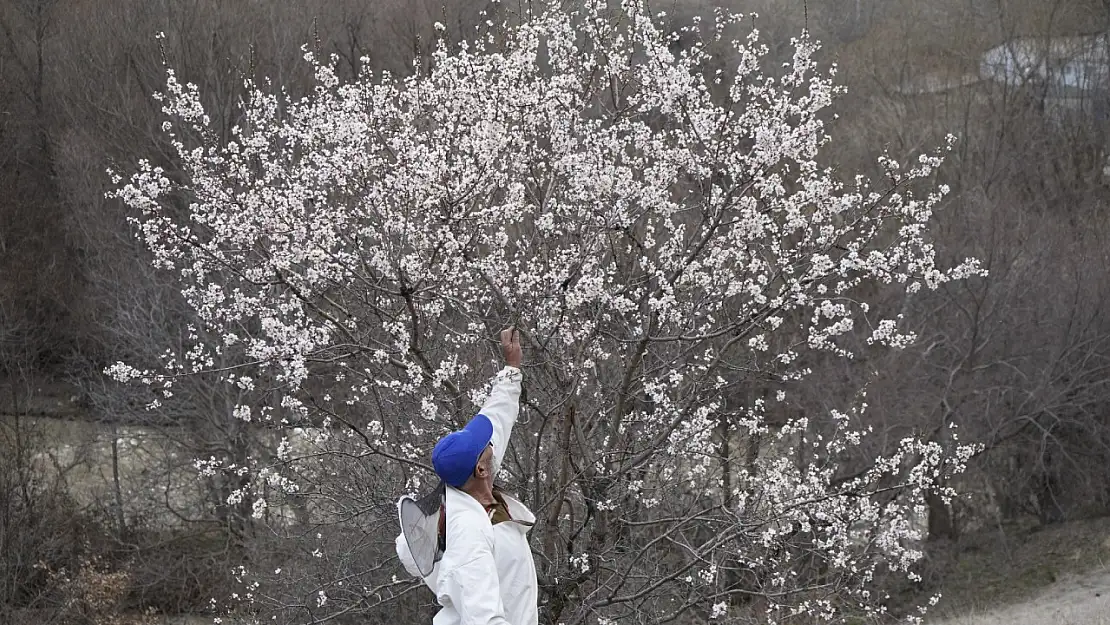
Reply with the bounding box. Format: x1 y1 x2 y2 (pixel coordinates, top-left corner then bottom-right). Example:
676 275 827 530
933 566 1110 625
922 515 1110 625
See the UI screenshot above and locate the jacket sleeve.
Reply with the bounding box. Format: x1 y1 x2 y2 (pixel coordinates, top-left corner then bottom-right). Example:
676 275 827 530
437 525 513 625
396 527 441 590
480 366 522 476
395 532 422 579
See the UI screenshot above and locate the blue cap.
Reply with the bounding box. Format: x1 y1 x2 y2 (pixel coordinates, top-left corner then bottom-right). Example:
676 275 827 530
432 414 493 488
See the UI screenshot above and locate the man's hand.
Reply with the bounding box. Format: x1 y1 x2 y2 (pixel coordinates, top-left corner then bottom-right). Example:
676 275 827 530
500 327 523 368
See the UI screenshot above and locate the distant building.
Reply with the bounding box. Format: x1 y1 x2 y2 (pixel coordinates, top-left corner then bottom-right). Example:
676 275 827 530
979 33 1110 120
891 33 1110 182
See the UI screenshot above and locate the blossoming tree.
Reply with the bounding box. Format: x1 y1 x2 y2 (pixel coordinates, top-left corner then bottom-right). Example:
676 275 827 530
110 1 981 623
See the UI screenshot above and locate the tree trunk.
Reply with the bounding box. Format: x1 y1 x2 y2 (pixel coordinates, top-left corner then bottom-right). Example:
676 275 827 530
109 422 128 539
926 490 956 541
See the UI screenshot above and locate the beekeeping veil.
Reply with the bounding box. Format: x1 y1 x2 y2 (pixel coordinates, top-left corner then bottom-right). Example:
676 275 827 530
397 480 447 578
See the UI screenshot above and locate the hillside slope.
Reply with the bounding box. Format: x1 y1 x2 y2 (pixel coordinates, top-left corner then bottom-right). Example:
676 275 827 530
935 566 1109 625
925 516 1110 625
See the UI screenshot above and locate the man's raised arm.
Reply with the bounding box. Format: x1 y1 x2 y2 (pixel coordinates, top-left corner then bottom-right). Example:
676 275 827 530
482 328 522 476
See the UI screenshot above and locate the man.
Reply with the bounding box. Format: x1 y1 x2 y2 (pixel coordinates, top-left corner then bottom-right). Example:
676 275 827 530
396 328 538 625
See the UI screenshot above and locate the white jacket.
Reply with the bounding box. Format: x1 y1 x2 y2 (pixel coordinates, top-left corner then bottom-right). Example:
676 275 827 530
396 366 539 625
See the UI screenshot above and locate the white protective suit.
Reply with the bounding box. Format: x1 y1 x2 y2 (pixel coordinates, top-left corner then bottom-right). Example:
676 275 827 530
396 366 539 625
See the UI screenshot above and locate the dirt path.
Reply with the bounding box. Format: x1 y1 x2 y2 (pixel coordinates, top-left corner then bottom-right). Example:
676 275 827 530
935 566 1110 625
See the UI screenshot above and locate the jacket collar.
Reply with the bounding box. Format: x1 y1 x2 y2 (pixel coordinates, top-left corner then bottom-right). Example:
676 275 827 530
445 485 536 525
445 484 486 516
